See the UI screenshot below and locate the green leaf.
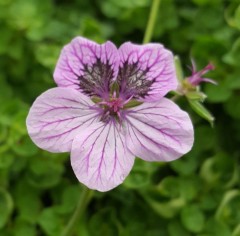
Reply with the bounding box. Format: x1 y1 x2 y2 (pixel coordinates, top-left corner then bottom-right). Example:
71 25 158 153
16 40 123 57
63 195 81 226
223 37 240 66
192 0 219 6
55 185 81 214
142 191 185 219
157 177 180 198
13 220 37 236
0 188 13 229
215 189 240 225
14 180 41 224
168 220 191 236
89 208 119 236
188 100 215 125
181 205 205 233
0 153 14 169
194 125 216 152
199 152 236 187
200 157 217 183
170 153 198 176
179 177 200 201
0 123 8 144
205 80 232 103
35 43 61 70
7 0 51 31
0 75 12 100
27 155 64 189
226 72 240 90
225 2 240 30
0 100 25 126
123 159 156 189
38 207 63 236
224 94 240 119
123 169 150 189
11 135 38 157
199 193 219 211
232 224 240 236
203 218 231 236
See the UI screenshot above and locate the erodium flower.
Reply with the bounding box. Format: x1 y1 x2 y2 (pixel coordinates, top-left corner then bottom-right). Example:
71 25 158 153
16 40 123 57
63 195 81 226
26 37 194 192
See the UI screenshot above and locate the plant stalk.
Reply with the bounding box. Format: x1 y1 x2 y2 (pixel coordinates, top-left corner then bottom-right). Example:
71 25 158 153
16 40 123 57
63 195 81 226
61 186 93 236
143 0 161 44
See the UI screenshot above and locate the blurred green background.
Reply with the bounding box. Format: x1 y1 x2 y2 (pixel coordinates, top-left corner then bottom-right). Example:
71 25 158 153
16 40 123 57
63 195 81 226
1 0 240 235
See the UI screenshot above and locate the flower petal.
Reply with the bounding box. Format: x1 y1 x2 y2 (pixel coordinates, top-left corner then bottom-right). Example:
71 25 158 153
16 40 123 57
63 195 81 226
54 37 119 99
117 42 177 102
71 121 135 192
26 87 100 153
125 98 194 162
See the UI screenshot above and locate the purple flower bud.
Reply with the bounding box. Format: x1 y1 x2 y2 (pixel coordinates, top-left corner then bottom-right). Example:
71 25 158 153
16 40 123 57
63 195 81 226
187 59 216 86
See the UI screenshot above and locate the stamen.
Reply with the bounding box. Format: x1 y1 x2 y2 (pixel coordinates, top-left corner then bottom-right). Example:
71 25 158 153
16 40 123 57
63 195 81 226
98 94 125 123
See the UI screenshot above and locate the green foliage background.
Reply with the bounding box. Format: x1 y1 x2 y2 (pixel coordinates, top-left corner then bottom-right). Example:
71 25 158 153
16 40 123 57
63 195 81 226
0 0 240 235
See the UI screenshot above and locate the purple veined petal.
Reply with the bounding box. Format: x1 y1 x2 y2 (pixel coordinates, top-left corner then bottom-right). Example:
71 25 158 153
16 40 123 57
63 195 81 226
125 98 194 162
117 42 178 102
54 37 120 99
26 87 101 153
71 121 135 192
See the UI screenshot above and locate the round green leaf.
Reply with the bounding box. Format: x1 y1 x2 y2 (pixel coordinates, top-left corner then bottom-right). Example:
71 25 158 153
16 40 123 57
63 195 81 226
27 156 64 189
13 220 36 236
181 205 205 233
157 177 180 198
224 94 240 119
38 208 62 236
0 153 14 169
203 218 231 236
123 159 155 189
168 220 191 236
205 80 232 103
0 188 13 229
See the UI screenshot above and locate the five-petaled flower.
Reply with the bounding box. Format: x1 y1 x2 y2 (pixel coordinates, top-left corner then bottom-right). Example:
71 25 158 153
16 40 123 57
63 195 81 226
26 37 194 192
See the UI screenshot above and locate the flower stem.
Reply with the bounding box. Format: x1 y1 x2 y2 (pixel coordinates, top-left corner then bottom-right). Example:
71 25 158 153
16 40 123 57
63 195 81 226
143 0 161 44
61 186 93 236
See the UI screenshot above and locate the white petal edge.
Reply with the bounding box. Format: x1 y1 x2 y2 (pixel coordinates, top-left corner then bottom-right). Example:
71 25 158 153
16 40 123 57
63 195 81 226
26 87 100 153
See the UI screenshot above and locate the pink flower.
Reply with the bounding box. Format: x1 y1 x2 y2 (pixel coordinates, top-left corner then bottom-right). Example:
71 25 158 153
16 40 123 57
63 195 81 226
187 59 216 86
26 37 194 192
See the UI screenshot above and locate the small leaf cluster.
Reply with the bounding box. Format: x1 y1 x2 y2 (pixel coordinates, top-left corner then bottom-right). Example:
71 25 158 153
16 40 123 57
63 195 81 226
0 0 240 235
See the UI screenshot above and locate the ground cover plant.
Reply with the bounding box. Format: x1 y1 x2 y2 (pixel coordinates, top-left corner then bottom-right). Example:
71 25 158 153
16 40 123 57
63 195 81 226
0 0 240 235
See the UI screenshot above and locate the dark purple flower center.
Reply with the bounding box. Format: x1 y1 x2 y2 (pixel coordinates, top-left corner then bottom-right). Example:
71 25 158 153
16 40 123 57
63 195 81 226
101 96 123 114
105 97 124 113
76 59 154 101
98 93 128 123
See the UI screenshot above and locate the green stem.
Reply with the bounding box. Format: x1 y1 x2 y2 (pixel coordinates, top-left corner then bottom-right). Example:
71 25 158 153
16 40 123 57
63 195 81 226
61 186 93 236
143 0 161 44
